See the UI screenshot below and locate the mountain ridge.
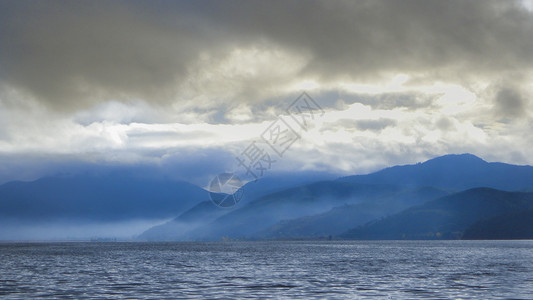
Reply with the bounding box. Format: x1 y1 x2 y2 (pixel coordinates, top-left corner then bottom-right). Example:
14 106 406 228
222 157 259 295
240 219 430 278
141 153 533 241
340 188 533 240
3 153 533 241
338 153 533 191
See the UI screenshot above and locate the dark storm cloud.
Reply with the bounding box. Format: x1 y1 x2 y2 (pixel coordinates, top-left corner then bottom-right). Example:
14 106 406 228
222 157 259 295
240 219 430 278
494 87 528 119
181 0 533 80
0 1 220 110
1 0 533 110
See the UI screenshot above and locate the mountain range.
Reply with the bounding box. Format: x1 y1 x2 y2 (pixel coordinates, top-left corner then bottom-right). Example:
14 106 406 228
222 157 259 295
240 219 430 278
140 154 533 241
1 153 532 240
340 188 533 240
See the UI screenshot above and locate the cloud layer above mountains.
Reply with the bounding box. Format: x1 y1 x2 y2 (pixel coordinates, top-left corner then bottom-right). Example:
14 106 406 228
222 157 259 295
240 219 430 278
1 0 533 184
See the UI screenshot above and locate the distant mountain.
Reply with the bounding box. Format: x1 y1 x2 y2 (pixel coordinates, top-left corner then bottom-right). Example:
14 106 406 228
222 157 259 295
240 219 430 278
6 153 532 240
138 172 336 240
338 154 533 191
340 188 533 240
138 201 229 241
0 174 208 221
141 154 533 241
146 181 405 240
462 210 533 240
258 187 449 239
236 171 337 205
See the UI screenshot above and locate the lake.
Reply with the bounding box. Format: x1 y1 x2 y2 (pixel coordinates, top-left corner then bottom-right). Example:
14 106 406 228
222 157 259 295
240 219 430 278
1 240 532 299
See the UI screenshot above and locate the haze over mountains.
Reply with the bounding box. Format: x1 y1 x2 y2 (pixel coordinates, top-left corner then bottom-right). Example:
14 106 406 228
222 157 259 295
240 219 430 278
341 188 533 240
1 154 533 240
0 169 333 240
140 154 533 241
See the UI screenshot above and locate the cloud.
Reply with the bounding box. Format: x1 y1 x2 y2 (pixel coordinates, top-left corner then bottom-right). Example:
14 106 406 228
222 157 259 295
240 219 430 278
0 1 211 110
1 0 533 184
2 0 533 111
191 0 533 80
493 87 528 119
338 92 439 111
324 118 397 132
354 118 398 132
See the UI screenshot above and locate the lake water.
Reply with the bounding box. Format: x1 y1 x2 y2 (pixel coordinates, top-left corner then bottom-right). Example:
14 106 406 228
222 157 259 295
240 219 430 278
0 240 532 299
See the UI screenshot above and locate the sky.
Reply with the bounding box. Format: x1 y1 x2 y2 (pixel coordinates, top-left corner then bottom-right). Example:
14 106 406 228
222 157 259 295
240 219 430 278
1 0 533 186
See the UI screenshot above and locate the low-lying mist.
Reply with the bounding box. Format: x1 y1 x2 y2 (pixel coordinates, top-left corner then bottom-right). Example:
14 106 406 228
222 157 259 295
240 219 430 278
0 219 170 241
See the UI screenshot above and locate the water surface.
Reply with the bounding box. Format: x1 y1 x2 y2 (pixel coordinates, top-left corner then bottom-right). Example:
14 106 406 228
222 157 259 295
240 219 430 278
1 240 532 299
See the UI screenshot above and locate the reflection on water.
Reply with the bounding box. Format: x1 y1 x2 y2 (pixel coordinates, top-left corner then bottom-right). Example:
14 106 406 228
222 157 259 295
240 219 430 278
1 240 532 299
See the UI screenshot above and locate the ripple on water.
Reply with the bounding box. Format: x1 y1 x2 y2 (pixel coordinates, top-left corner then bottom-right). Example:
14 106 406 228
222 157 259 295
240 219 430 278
0 240 532 299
